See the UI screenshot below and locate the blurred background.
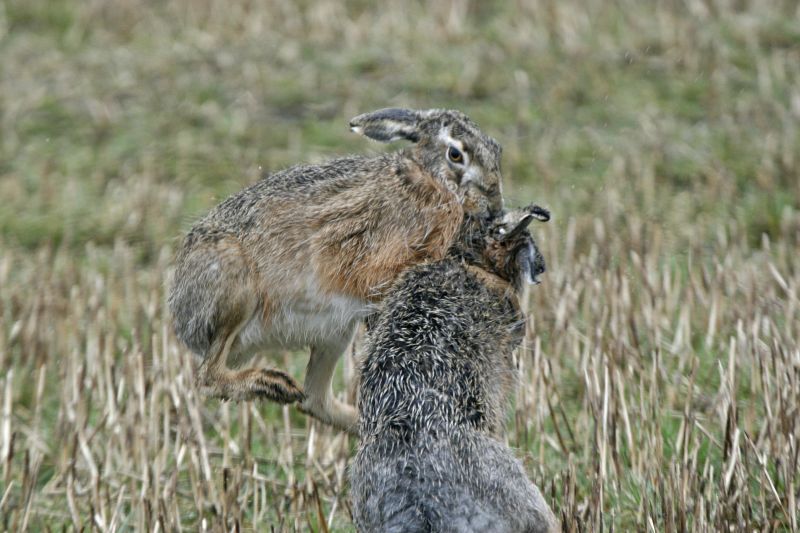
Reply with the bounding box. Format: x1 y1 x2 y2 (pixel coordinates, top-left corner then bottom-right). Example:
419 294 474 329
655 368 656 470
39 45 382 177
1 0 798 530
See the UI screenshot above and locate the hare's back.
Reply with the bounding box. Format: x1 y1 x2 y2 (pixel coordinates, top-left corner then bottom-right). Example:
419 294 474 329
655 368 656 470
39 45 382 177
201 156 378 232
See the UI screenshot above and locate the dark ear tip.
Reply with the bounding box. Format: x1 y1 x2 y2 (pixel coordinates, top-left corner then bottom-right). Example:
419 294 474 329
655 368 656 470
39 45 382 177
526 204 551 222
349 118 366 135
349 110 373 128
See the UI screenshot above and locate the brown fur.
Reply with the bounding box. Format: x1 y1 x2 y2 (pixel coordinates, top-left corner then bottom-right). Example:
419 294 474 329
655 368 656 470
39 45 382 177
465 264 516 301
314 163 463 300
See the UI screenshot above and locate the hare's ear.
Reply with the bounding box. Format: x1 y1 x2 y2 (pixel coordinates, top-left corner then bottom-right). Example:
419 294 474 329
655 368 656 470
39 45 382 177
349 108 423 143
498 204 550 240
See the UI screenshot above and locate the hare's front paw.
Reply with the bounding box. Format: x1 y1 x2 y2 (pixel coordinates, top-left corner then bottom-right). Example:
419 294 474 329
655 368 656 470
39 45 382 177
199 367 305 403
253 368 305 404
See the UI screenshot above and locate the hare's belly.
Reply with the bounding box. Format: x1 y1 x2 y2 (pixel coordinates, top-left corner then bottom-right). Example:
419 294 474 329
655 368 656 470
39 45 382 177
238 289 368 351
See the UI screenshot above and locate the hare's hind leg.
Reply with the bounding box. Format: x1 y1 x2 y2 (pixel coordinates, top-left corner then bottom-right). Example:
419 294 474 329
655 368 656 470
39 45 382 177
175 236 304 404
194 283 303 404
197 320 305 403
299 328 358 434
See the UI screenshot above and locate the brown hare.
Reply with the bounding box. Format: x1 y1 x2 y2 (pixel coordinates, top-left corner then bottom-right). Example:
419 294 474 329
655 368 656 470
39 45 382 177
351 205 558 533
168 108 505 433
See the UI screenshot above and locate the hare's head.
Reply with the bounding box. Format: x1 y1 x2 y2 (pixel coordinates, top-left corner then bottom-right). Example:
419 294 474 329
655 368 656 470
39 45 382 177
349 108 504 216
455 204 550 290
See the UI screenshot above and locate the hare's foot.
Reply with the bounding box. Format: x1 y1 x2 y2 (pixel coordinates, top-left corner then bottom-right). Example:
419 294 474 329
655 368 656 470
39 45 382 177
298 396 358 436
199 367 305 404
298 331 359 435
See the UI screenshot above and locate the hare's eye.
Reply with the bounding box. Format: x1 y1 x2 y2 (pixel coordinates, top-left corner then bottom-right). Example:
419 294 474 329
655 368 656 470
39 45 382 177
447 146 463 164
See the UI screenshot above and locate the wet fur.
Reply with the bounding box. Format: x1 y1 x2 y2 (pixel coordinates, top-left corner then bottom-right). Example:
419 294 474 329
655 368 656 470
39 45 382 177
351 213 557 533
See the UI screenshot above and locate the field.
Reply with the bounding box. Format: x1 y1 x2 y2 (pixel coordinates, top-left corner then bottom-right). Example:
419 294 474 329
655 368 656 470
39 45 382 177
1 0 799 530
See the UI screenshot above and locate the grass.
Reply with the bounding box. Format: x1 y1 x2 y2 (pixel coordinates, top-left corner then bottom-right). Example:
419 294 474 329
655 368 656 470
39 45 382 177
1 0 799 530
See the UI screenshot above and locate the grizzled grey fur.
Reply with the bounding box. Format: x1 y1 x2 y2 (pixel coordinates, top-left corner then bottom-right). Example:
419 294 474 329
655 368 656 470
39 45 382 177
351 206 558 533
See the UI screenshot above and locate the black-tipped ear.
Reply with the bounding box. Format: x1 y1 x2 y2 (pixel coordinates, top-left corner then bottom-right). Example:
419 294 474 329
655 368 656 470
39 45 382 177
528 204 550 222
499 204 550 240
349 108 423 143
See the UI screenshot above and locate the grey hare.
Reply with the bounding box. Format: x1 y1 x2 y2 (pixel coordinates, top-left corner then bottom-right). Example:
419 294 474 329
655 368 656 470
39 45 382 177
168 108 505 433
351 205 558 533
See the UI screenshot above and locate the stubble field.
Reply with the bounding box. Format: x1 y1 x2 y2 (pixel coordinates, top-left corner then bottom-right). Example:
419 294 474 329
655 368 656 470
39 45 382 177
1 0 799 530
